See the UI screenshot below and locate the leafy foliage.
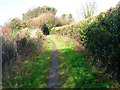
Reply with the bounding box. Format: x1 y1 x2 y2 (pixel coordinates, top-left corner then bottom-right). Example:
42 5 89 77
47 35 120 88
61 14 74 25
1 22 11 38
28 13 62 31
3 39 52 88
51 19 89 46
22 6 57 20
86 6 120 76
2 27 43 68
20 20 28 28
51 6 120 80
9 18 21 31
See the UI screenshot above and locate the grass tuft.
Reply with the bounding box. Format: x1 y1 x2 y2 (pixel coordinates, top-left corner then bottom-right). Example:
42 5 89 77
48 35 120 88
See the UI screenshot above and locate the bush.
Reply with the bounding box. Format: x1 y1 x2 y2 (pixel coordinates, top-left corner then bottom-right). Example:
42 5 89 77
28 13 62 31
51 6 120 79
9 18 21 31
51 19 90 45
1 22 11 38
86 6 120 76
2 28 45 88
22 6 57 20
2 28 43 70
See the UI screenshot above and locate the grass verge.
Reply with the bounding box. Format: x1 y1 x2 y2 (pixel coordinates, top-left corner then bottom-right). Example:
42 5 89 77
47 35 119 88
3 39 53 88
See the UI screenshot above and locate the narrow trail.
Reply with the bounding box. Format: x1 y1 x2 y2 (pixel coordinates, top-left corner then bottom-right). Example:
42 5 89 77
47 39 58 88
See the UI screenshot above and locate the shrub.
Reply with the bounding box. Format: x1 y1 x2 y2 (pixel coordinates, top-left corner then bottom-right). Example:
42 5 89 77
28 13 62 31
9 18 21 31
2 28 43 70
86 6 120 77
22 6 57 20
1 22 11 38
50 6 120 80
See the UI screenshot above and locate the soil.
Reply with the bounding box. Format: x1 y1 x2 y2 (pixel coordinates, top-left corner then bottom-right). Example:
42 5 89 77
47 39 59 88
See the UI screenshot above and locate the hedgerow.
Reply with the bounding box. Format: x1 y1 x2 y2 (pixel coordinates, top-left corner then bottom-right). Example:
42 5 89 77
51 6 120 80
2 28 43 69
86 6 120 79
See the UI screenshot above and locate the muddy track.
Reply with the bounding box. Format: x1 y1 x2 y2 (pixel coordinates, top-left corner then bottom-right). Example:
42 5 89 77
47 39 58 88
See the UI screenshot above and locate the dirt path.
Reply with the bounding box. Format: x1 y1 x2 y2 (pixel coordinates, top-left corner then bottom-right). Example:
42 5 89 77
47 39 58 88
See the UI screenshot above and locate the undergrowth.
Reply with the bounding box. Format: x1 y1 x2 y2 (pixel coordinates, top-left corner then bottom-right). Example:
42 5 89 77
3 39 53 88
47 35 120 88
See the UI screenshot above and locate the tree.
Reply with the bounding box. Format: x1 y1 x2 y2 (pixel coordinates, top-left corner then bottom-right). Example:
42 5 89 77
61 14 74 25
82 1 96 19
61 14 67 25
61 14 66 20
117 1 120 5
68 14 74 24
22 6 57 20
42 6 57 15
116 1 120 6
28 13 61 31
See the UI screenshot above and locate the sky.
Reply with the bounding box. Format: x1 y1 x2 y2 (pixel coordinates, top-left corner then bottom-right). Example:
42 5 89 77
0 0 119 26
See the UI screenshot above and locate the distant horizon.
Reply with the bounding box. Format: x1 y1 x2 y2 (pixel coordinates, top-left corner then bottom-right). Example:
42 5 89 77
0 0 119 26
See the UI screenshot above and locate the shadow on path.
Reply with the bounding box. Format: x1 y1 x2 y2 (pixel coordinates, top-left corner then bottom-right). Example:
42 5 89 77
47 40 58 88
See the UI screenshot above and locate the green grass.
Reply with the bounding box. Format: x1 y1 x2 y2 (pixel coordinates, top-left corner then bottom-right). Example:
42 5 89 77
3 39 53 88
47 35 119 88
3 35 119 88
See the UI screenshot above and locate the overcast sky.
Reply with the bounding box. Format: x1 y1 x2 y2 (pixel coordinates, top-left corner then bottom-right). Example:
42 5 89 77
0 0 119 26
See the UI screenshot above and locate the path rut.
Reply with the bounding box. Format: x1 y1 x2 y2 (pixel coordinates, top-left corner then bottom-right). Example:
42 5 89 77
47 39 58 88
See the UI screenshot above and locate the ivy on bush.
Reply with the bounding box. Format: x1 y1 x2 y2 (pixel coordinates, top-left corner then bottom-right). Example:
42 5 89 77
51 6 120 77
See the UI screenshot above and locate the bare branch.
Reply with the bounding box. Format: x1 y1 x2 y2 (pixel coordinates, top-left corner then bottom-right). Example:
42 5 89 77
82 1 96 19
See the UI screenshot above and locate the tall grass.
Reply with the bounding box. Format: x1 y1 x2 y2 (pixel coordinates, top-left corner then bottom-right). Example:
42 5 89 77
2 28 44 88
48 35 120 88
